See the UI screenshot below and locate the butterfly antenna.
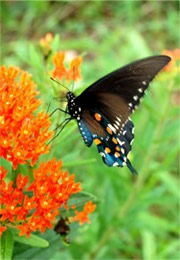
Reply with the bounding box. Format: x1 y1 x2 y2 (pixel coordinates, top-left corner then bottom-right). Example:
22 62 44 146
48 118 71 145
50 77 70 92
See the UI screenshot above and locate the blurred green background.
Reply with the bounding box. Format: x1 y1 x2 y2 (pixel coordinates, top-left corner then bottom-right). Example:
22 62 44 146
1 1 179 259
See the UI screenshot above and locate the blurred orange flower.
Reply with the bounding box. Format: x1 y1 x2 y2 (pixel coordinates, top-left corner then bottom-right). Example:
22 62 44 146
40 33 53 56
162 48 180 72
0 66 53 169
52 51 82 81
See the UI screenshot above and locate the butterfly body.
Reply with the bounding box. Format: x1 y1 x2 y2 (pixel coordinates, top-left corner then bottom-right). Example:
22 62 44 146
64 55 170 174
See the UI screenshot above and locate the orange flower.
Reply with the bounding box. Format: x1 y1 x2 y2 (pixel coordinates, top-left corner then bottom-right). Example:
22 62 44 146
72 201 96 225
0 66 53 169
40 33 53 56
40 33 53 47
52 51 67 80
162 49 180 72
66 57 82 81
0 161 96 238
52 51 82 81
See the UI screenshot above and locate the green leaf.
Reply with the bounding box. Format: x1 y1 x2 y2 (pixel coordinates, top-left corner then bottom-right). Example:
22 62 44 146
159 171 179 197
141 229 156 260
0 229 14 260
51 34 61 52
10 229 49 248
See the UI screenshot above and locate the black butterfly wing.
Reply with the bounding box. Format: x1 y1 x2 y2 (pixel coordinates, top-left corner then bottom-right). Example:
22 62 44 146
75 55 170 173
79 55 170 111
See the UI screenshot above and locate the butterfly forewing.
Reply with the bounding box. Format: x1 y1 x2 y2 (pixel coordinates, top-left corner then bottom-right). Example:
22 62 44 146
78 55 171 112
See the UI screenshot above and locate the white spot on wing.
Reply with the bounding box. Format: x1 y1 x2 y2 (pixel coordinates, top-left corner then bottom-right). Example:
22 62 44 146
117 139 125 146
138 88 143 93
133 96 138 101
100 152 105 158
108 124 116 133
115 120 120 126
123 130 127 135
142 81 147 85
130 139 134 145
121 148 125 154
114 124 119 130
113 162 119 166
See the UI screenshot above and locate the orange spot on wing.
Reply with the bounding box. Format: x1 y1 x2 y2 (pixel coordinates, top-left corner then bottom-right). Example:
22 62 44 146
112 137 118 144
115 146 121 151
114 152 120 157
106 127 113 135
105 147 111 153
94 113 101 121
94 138 101 145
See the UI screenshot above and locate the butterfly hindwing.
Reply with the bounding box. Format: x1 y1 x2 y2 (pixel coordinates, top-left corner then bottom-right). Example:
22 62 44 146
78 110 137 173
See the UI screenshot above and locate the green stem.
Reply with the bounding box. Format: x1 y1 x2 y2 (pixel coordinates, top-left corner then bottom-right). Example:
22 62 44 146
88 83 173 260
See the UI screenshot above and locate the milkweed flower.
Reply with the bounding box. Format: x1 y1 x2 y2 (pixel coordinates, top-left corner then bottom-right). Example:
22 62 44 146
0 63 96 240
0 160 96 238
0 66 53 169
72 201 96 225
52 51 82 81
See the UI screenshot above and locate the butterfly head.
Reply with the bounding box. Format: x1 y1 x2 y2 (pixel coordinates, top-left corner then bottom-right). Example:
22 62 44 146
66 91 76 101
66 91 81 120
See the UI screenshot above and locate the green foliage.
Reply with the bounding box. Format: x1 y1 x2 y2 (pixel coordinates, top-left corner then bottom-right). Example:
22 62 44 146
0 230 14 260
10 229 49 248
1 1 179 259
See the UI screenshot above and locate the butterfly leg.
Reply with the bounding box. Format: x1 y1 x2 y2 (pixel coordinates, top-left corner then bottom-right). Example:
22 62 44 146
50 108 68 117
48 118 72 144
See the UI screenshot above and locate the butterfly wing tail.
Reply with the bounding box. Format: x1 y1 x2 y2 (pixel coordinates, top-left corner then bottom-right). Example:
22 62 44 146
127 159 138 175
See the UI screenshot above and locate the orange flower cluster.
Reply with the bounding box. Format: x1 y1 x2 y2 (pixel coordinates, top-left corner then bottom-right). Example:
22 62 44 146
0 66 53 169
52 51 82 81
162 49 180 72
0 160 96 238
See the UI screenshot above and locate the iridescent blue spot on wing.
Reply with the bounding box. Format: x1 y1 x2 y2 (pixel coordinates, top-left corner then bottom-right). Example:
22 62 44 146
78 120 93 147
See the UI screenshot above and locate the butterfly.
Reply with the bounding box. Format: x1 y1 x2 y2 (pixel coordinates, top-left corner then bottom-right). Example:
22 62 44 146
57 55 170 174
